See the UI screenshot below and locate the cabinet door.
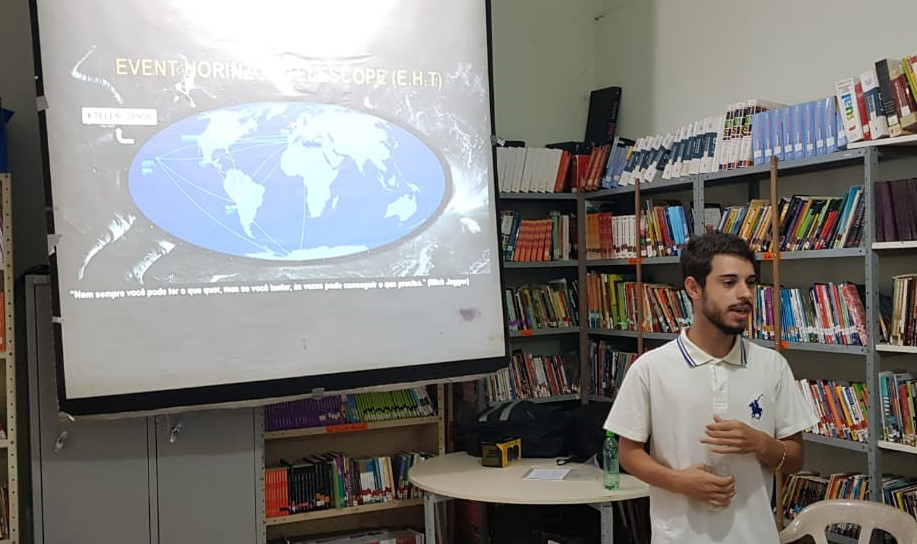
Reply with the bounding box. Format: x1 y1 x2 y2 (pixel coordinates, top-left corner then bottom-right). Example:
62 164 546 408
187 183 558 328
155 408 259 544
28 279 153 544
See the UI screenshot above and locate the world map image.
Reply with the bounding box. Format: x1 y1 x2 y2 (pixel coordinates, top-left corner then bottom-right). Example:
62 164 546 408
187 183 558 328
128 102 449 260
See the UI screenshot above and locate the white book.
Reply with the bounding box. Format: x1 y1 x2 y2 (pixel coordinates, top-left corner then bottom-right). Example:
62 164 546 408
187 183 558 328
519 148 536 192
718 104 735 171
508 148 524 193
678 123 695 177
662 127 683 180
688 120 703 175
835 78 865 143
621 137 645 186
536 147 552 192
727 102 746 169
496 147 508 192
699 117 715 173
536 148 552 193
638 135 662 184
670 126 686 178
645 133 674 184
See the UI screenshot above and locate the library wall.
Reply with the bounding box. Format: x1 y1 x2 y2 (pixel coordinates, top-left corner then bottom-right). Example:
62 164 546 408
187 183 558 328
490 0 600 146
595 0 917 138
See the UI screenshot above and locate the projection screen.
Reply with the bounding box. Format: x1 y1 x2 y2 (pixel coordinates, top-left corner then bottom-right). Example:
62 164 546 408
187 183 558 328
32 0 508 415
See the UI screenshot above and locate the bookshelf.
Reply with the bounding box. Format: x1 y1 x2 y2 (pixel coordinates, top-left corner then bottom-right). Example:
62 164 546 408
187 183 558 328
490 190 584 407
495 142 917 520
0 174 17 543
258 384 445 542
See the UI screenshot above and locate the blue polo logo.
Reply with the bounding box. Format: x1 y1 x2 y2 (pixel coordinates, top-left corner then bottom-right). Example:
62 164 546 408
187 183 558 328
749 394 764 420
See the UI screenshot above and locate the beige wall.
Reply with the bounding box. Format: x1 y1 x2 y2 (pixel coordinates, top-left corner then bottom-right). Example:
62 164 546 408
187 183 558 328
596 0 917 138
491 0 600 146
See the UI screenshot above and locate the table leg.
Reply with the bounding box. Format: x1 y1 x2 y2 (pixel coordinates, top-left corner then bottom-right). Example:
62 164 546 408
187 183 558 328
424 493 437 544
600 502 614 544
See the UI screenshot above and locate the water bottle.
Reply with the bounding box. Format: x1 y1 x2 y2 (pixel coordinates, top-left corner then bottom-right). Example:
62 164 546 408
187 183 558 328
706 405 731 511
603 431 620 490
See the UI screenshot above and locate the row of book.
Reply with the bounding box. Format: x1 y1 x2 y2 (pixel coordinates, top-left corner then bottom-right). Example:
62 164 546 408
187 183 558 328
265 452 430 518
876 179 917 243
746 283 868 347
485 350 578 403
716 186 865 252
495 146 571 194
607 116 726 187
751 97 846 166
606 97 844 192
880 370 916 448
585 203 694 260
781 472 917 534
834 58 917 143
884 274 917 347
264 388 436 432
796 379 869 442
276 529 424 544
505 279 578 332
781 472 866 526
589 344 636 400
586 273 692 334
497 55 917 195
499 211 574 262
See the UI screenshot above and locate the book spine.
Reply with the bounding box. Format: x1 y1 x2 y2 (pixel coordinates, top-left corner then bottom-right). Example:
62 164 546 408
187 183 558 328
835 78 866 143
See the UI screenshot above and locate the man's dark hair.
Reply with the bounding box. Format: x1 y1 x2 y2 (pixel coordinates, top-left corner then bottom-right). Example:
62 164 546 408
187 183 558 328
681 231 755 287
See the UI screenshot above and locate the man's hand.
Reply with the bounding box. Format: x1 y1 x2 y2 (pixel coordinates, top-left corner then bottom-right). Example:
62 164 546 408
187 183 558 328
700 415 769 455
675 464 737 509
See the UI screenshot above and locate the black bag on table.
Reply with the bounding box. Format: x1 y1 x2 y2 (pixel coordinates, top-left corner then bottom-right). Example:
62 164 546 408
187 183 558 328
560 401 613 467
460 400 569 458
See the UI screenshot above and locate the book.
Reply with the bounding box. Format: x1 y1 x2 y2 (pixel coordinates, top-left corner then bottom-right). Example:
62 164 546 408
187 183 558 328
589 343 637 399
584 86 623 145
836 78 866 143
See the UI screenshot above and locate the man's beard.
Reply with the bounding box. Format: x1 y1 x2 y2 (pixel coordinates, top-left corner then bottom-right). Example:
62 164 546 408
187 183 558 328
701 298 748 336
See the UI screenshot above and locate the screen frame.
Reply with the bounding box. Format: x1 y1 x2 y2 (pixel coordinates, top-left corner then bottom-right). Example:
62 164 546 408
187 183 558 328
29 0 509 417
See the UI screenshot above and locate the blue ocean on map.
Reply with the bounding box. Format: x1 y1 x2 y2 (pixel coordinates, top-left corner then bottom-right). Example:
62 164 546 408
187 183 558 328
128 102 448 260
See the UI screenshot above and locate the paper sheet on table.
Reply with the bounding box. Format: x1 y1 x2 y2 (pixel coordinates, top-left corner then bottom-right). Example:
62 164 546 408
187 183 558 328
522 467 571 480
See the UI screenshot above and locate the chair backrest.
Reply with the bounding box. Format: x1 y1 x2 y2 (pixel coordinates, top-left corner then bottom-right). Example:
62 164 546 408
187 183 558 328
779 499 917 544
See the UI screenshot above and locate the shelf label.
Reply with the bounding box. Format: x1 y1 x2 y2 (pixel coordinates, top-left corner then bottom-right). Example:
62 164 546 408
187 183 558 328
325 422 369 434
763 252 775 261
779 341 788 349
519 329 534 337
628 258 640 265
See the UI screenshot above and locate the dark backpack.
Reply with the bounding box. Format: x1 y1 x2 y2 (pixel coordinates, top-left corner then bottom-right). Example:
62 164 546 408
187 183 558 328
460 400 569 458
559 402 613 467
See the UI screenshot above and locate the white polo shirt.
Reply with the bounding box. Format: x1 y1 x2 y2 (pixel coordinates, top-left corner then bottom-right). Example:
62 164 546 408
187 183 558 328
604 329 818 544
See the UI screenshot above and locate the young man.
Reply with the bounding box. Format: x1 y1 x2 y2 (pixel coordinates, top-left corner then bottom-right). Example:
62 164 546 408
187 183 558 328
604 231 818 543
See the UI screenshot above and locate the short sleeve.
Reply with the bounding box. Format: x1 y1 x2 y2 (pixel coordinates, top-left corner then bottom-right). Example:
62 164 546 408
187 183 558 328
604 360 652 443
773 355 819 439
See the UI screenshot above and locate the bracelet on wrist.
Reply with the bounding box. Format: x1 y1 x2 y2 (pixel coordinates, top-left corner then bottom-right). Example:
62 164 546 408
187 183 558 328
774 439 787 472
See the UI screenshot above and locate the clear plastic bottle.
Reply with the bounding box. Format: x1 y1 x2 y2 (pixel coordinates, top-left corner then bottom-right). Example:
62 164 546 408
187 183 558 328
603 431 620 490
706 404 731 511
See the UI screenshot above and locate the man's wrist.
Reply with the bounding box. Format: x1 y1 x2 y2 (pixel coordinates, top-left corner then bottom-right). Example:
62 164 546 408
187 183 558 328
755 431 776 460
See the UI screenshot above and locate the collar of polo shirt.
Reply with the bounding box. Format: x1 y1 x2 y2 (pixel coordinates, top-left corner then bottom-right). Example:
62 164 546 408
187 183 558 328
675 328 748 367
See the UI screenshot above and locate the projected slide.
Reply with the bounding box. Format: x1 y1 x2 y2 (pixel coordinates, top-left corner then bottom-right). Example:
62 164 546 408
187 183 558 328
34 0 505 411
129 102 448 261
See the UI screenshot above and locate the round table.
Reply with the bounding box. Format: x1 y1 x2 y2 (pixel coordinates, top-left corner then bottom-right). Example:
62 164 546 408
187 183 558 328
409 452 649 543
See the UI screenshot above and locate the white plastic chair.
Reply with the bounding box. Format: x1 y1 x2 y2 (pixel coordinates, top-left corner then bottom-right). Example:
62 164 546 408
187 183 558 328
779 499 917 544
